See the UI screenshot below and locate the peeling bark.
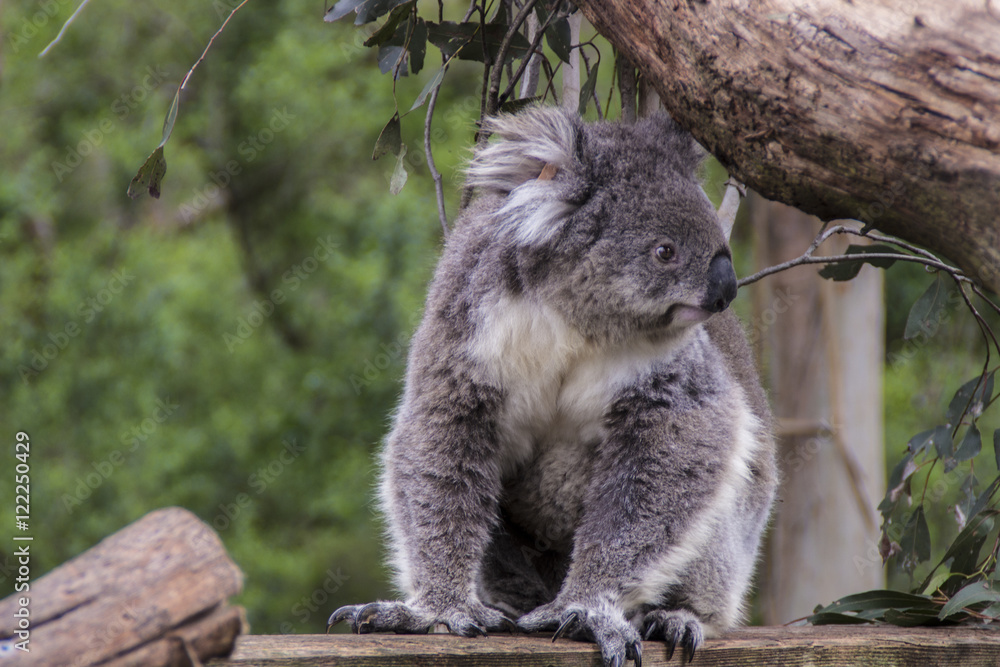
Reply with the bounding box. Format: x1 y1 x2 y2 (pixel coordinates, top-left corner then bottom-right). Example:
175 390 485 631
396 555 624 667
575 0 1000 292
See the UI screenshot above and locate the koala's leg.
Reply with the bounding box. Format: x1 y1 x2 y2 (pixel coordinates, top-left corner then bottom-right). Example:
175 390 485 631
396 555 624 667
519 376 760 666
641 454 775 658
330 374 517 637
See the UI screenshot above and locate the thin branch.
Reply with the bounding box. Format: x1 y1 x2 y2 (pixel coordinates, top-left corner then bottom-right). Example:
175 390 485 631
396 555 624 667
39 0 91 58
497 1 560 109
180 0 251 92
486 0 539 116
425 79 449 236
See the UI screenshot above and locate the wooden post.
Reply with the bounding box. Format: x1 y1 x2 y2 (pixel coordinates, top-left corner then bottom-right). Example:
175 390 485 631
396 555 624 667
0 507 245 666
750 196 886 624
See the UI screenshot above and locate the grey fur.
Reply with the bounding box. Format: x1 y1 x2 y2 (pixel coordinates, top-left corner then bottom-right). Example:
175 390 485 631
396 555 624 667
331 107 778 666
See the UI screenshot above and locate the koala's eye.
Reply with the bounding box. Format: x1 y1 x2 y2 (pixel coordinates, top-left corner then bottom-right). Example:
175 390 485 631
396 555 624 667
655 244 676 263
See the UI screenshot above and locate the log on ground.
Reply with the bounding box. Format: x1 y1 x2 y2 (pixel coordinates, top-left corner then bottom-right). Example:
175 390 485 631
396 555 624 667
0 506 245 667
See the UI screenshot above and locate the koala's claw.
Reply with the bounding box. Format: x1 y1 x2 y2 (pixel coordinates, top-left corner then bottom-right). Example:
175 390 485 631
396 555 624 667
552 611 579 642
327 601 431 634
520 603 642 667
641 609 703 664
329 600 514 637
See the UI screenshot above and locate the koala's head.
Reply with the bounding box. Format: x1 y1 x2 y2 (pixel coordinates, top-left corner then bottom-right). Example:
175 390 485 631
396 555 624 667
465 106 737 344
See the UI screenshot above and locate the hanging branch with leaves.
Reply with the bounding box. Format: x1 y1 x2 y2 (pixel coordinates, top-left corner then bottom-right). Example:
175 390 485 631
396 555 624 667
127 0 251 200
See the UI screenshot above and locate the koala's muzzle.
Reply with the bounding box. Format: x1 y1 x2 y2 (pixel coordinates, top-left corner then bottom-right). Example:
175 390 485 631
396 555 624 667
702 254 738 313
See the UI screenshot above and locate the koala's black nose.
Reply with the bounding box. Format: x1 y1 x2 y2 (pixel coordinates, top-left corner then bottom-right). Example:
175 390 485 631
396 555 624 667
702 254 738 313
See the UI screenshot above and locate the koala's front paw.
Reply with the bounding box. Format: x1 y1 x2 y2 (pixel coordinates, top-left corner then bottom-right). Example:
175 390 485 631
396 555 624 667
328 600 515 637
641 608 703 664
518 601 642 667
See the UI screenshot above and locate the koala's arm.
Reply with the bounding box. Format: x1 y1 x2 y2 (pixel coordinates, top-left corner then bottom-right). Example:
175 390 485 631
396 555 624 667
559 379 735 603
334 318 517 636
519 355 753 661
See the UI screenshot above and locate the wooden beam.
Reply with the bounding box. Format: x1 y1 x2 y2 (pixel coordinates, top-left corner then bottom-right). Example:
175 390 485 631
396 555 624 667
212 627 1000 666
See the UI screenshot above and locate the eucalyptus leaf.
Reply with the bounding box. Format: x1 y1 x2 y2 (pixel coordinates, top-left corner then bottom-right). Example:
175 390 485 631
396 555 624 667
883 607 950 626
360 0 410 24
955 425 982 462
546 15 572 63
966 476 1000 523
900 505 931 567
373 113 401 160
427 21 530 64
324 0 366 23
994 429 1000 471
815 589 937 614
127 145 167 199
806 611 876 625
946 372 995 427
904 274 955 340
389 145 408 195
921 569 954 596
905 428 936 457
918 509 998 593
409 66 445 112
378 44 407 76
949 516 992 579
938 580 1000 620
161 86 180 147
931 424 954 460
578 62 599 115
409 18 426 74
363 3 414 47
818 244 899 281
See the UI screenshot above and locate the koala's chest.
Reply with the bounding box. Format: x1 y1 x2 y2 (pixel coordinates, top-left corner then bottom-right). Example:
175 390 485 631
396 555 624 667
470 296 680 474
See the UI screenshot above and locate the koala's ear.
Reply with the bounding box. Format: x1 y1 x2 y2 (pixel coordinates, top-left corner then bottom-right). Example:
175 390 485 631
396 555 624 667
467 106 582 190
465 106 587 245
639 112 706 177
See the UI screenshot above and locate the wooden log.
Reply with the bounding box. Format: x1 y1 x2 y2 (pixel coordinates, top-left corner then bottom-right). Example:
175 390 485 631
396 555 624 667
211 627 1000 666
0 507 245 666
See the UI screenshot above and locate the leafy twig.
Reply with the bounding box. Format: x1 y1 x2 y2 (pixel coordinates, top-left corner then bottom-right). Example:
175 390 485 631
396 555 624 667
738 225 966 288
425 80 448 236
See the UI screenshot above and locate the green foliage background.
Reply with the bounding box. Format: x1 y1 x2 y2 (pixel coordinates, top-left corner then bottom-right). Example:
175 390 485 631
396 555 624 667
0 0 996 634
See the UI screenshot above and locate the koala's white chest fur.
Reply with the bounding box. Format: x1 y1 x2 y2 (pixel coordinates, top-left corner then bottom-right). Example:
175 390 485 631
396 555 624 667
470 295 687 477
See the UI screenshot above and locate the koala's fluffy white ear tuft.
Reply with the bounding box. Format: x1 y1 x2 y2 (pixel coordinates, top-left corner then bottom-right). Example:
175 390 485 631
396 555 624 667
466 106 579 192
465 106 584 246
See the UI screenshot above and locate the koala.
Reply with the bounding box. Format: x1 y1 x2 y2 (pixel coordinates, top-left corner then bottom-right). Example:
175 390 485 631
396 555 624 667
331 107 778 667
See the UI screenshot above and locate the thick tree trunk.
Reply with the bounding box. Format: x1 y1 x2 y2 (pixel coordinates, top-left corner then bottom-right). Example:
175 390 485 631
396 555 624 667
574 0 1000 293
